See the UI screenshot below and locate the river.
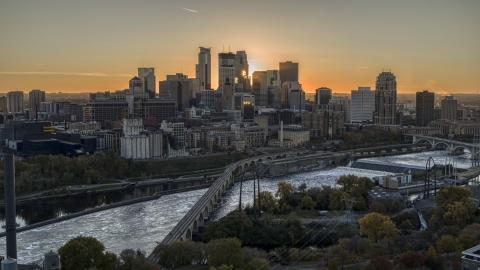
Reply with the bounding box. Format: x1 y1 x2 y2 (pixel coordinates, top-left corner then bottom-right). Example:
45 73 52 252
0 150 475 263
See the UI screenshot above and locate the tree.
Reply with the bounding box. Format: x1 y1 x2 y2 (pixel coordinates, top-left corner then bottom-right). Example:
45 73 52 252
456 232 478 251
397 250 425 269
119 249 155 270
361 262 376 270
58 236 117 270
337 174 357 192
301 196 317 210
435 186 473 210
370 249 393 270
436 235 457 257
443 201 476 227
258 191 278 213
243 258 271 270
329 190 349 210
369 202 386 214
358 213 400 242
206 238 244 269
298 183 307 195
210 265 234 270
275 181 294 201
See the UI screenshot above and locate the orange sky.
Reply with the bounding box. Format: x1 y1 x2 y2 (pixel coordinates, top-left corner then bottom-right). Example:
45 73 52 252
1 0 479 94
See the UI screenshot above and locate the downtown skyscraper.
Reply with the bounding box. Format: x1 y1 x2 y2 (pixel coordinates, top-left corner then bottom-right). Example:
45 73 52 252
416 90 435 126
196 47 211 89
374 71 397 126
218 52 235 93
234 51 249 92
29 89 46 111
138 68 156 99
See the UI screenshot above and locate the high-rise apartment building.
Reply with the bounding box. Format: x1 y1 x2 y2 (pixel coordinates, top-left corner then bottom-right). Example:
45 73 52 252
351 87 375 123
159 77 190 112
28 89 46 111
196 47 211 89
138 68 156 99
315 87 332 105
234 93 255 121
441 96 457 120
7 91 24 113
416 90 435 126
235 51 249 92
374 71 397 126
218 52 236 93
279 61 299 85
221 78 234 110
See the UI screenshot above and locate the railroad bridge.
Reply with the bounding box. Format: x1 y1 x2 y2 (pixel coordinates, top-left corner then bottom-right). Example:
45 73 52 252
149 150 341 261
411 135 480 158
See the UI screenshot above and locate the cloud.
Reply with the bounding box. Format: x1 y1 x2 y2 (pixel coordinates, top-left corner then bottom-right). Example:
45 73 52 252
0 71 132 77
180 7 198 13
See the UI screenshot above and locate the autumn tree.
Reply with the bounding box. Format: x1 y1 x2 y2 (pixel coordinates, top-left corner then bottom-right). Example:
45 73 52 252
329 190 349 210
436 235 457 257
275 181 294 202
456 232 478 251
370 249 393 270
58 236 117 270
258 191 278 213
397 250 425 269
358 212 400 242
243 258 271 270
206 238 244 269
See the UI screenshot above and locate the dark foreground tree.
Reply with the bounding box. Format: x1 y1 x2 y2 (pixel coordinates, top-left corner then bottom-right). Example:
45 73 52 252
58 236 117 270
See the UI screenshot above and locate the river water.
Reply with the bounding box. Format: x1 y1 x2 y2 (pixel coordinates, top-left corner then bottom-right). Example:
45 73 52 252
0 150 475 263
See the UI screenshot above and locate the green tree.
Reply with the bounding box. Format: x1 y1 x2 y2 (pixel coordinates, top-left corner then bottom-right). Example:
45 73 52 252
301 196 317 210
337 174 357 192
456 232 478 251
369 202 386 214
358 213 400 242
58 236 117 270
206 238 244 269
329 190 349 210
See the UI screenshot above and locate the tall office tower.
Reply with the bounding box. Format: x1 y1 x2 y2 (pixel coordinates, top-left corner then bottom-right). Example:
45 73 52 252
159 74 190 112
7 91 24 113
289 90 305 110
279 61 299 85
138 68 156 99
196 47 211 89
351 87 375 123
374 71 397 126
235 51 250 92
441 96 457 120
252 71 268 106
416 90 435 126
129 77 144 95
200 89 215 108
221 77 233 110
330 97 351 123
267 70 281 87
281 81 302 108
29 89 46 111
234 93 255 121
218 52 236 93
315 87 332 105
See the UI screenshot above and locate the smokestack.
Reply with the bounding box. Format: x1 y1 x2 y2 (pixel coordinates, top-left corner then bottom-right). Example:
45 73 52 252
2 154 19 259
280 121 283 142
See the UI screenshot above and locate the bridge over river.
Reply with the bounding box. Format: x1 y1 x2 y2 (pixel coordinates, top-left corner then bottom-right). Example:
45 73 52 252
412 135 480 158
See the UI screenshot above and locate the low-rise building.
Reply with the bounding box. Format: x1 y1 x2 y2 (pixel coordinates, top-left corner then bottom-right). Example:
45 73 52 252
462 244 480 269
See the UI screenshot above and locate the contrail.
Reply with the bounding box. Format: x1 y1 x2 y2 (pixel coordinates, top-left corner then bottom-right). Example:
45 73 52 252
180 7 198 13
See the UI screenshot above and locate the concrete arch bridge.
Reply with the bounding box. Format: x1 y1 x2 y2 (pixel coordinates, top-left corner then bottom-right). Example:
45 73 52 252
411 135 480 158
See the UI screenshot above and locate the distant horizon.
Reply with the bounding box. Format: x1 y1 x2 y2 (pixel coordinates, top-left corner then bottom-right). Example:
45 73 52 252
1 0 479 94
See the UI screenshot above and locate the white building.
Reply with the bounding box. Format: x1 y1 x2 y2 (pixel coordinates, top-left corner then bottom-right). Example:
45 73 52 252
351 87 375 123
161 120 188 158
120 118 149 159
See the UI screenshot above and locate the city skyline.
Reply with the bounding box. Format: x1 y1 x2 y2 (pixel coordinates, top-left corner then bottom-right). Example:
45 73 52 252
1 0 479 94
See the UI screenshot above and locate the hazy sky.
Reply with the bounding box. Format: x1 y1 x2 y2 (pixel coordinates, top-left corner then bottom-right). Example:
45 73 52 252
1 0 479 94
